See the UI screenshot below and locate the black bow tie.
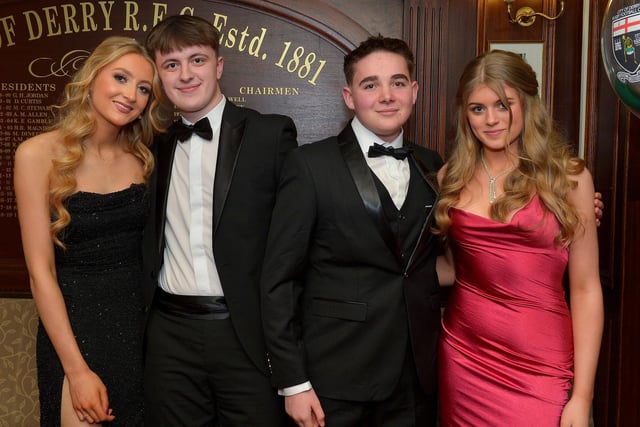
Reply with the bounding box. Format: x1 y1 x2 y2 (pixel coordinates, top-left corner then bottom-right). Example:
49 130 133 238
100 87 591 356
367 143 413 160
171 117 213 142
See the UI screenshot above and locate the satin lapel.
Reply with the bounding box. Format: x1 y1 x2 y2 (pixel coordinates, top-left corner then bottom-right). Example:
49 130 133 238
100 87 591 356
403 151 440 274
155 131 179 255
337 127 403 265
213 107 245 234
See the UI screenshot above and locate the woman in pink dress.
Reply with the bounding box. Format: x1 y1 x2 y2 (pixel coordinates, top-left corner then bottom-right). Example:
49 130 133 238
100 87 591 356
434 50 603 426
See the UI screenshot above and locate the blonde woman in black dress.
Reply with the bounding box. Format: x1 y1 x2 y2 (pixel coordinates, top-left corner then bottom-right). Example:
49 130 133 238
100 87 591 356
14 36 165 426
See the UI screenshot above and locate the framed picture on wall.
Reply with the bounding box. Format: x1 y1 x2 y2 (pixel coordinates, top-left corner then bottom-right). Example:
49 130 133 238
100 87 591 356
489 42 545 97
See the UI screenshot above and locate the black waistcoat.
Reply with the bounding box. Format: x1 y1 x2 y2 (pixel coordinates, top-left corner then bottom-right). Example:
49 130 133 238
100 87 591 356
372 160 436 268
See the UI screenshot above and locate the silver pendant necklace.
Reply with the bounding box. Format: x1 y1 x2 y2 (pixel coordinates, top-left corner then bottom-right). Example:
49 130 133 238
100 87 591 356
480 152 515 204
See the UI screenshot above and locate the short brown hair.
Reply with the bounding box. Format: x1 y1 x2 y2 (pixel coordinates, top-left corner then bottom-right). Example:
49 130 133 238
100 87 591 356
343 35 415 85
145 15 221 59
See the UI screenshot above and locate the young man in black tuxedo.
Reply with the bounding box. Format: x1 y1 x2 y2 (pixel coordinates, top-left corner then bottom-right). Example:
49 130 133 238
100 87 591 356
142 15 297 426
260 36 443 427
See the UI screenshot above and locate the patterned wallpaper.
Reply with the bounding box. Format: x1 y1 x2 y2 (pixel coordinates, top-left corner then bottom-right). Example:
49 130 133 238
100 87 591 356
0 298 40 427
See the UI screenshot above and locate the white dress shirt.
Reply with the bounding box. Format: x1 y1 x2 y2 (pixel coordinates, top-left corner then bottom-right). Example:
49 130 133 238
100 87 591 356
352 116 411 209
159 97 227 296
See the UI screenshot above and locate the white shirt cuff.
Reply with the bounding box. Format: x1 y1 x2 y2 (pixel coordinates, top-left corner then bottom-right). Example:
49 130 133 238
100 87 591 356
278 381 312 396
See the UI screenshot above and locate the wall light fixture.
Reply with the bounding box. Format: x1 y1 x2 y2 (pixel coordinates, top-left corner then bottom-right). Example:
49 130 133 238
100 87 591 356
504 0 565 27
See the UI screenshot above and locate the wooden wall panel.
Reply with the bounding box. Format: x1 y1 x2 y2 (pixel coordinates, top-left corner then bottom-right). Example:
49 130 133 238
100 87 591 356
403 0 450 155
550 1 583 145
403 0 477 158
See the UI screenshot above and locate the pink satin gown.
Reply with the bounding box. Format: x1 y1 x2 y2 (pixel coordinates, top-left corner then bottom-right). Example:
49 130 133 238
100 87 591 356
439 195 574 426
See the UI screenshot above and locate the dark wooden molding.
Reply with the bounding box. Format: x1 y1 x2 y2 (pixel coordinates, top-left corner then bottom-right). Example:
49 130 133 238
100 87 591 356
403 0 451 156
231 0 371 51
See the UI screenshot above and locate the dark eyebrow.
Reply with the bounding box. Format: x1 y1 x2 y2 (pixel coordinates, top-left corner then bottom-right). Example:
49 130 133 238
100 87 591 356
390 73 410 81
161 51 210 65
189 52 210 60
160 56 178 66
357 75 379 86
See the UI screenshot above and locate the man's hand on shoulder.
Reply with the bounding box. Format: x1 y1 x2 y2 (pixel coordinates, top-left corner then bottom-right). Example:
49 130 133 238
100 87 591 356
285 389 325 427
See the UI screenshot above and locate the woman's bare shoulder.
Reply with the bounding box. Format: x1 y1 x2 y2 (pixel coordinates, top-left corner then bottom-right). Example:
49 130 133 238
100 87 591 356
568 167 594 191
566 166 595 208
16 130 65 162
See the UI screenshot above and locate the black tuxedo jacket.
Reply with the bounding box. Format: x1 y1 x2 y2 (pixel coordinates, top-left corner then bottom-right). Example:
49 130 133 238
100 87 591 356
142 100 297 375
260 123 443 401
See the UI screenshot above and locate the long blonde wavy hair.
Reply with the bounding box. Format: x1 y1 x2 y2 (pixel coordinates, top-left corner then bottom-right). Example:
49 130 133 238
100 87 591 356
49 36 166 247
434 50 584 246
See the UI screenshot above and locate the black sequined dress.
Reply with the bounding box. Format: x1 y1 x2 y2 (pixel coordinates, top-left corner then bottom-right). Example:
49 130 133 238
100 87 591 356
37 183 148 426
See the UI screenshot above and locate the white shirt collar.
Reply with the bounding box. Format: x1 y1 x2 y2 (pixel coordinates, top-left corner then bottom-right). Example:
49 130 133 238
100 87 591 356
350 116 404 156
181 95 227 129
